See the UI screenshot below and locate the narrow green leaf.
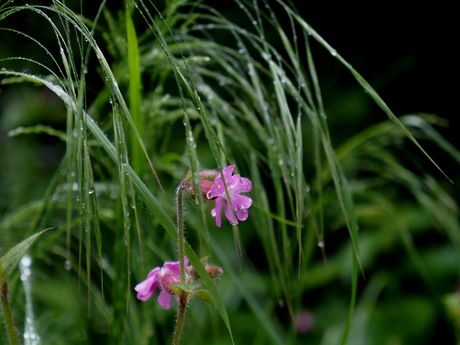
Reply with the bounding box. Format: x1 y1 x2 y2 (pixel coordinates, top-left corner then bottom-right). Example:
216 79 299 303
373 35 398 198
1 228 52 280
194 289 215 308
126 9 143 173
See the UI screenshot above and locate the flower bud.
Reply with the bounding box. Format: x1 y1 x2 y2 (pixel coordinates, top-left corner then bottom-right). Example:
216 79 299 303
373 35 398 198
204 264 223 279
187 264 223 280
181 169 219 201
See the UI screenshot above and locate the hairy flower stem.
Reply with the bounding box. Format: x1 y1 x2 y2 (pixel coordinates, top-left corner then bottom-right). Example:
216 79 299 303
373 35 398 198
1 282 20 345
176 186 186 283
173 186 188 345
172 294 188 345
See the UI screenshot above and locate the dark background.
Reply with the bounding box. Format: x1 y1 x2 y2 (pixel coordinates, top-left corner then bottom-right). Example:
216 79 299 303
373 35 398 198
299 2 457 142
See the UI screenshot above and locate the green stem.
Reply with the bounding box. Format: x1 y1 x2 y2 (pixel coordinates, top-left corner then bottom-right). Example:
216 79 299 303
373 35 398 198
172 294 187 345
176 186 185 283
1 282 20 345
173 184 188 345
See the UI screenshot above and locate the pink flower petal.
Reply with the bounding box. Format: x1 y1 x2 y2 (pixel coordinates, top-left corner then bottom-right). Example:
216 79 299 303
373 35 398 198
237 177 252 193
211 197 224 227
224 200 238 225
134 267 160 301
157 289 172 309
163 261 180 275
235 207 249 221
232 194 252 210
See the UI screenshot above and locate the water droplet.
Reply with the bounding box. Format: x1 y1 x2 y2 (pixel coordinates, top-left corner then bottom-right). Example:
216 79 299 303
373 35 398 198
252 20 258 26
20 256 32 281
21 255 32 267
317 240 325 248
261 52 271 60
64 259 72 270
330 49 337 57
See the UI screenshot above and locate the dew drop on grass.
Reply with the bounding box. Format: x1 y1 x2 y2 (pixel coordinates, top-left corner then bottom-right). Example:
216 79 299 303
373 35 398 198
88 187 95 194
64 258 72 270
20 255 41 344
317 240 324 248
330 49 337 57
20 255 32 281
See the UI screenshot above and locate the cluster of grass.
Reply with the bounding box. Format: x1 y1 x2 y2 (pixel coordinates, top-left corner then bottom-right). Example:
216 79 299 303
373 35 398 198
1 1 459 344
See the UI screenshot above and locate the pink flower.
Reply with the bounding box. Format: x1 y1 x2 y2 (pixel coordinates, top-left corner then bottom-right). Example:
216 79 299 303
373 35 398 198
206 165 252 227
134 257 189 309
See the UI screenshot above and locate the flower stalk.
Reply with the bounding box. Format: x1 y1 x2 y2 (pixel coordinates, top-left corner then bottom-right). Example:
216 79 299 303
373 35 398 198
1 281 20 345
173 181 189 345
172 292 188 345
176 185 186 283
